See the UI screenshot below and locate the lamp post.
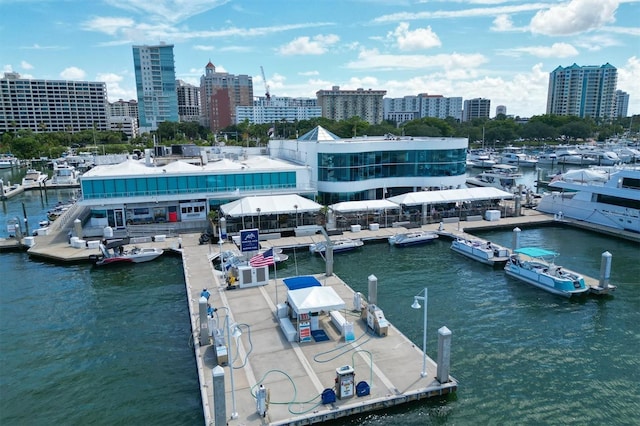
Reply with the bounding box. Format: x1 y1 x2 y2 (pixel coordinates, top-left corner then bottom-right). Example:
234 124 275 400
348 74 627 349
294 204 298 227
411 287 428 378
256 208 261 231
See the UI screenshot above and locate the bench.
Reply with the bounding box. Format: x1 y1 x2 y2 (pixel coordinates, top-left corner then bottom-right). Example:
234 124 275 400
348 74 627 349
279 317 297 342
330 310 347 334
466 215 483 222
442 217 459 224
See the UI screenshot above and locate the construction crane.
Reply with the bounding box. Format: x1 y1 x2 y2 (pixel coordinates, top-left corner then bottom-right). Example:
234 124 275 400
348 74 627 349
260 66 271 101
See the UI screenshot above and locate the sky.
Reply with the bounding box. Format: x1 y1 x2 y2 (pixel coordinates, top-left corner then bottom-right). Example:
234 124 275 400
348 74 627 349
1 0 639 118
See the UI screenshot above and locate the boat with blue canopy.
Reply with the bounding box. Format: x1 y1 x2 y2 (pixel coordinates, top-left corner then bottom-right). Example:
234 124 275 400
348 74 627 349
504 247 589 298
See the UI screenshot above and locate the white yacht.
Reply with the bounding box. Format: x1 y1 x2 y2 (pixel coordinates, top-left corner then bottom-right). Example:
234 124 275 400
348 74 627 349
554 148 596 166
0 154 19 169
536 168 640 233
466 149 496 168
466 164 524 192
21 169 48 187
51 161 80 185
499 152 538 168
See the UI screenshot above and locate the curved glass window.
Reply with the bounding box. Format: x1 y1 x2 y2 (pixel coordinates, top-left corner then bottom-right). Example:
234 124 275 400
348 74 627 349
318 149 466 182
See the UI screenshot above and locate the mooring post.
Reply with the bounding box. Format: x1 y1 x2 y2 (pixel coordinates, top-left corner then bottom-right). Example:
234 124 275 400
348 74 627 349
436 326 452 383
199 296 210 346
368 274 378 306
512 227 521 251
212 365 226 425
599 251 612 288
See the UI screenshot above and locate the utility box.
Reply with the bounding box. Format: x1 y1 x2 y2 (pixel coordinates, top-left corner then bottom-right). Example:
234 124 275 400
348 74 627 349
485 210 501 221
365 304 389 337
335 365 355 399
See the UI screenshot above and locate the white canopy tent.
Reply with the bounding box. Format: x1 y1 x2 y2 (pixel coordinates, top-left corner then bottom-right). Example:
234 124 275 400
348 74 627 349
287 286 346 315
387 187 513 206
329 199 400 213
220 194 322 217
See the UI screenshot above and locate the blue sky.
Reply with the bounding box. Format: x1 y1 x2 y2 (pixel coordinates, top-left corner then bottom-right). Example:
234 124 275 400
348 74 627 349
1 0 639 118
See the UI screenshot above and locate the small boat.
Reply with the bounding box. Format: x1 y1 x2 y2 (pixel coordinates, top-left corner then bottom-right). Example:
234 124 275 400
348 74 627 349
309 238 363 254
0 154 19 169
388 230 438 247
499 152 538 168
47 201 75 221
50 161 80 185
504 247 589 298
21 169 48 187
450 238 510 266
93 243 164 266
466 149 496 168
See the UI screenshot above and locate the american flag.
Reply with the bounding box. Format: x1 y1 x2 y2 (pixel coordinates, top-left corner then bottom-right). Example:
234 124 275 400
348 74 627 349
250 248 275 267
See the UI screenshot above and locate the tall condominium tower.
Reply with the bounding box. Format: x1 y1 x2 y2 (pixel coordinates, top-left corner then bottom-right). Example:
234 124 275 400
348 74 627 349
176 80 200 123
546 63 618 119
0 72 108 133
132 43 178 132
463 98 491 122
316 86 386 125
615 90 629 118
199 61 253 132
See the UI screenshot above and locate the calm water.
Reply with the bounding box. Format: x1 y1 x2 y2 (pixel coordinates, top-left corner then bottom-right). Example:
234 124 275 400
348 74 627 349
2 167 639 425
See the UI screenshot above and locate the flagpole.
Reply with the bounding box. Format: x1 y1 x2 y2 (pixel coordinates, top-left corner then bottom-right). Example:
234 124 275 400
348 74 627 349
274 249 278 305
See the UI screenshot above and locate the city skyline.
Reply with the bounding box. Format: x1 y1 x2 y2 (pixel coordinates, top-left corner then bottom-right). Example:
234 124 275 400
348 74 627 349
1 0 639 119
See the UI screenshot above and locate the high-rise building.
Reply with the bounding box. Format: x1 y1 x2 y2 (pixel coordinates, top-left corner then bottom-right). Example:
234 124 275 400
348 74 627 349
316 86 386 125
0 72 108 133
546 63 618 119
383 94 463 124
235 97 321 125
176 80 200 123
109 99 138 119
199 61 253 132
132 43 178 132
463 98 491 122
615 90 629 118
495 105 507 117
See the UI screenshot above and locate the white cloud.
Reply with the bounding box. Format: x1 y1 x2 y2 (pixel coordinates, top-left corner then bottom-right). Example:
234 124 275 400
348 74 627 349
96 72 132 100
19 43 66 50
104 0 230 24
193 45 215 51
3 65 13 73
502 42 579 58
373 3 550 23
346 48 488 71
491 14 515 32
574 34 621 51
277 34 340 56
299 70 319 76
81 17 135 35
60 67 86 80
388 23 441 51
20 60 34 70
529 0 619 36
618 56 640 107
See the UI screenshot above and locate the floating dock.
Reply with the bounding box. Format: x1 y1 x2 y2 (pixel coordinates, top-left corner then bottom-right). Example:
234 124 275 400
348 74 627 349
180 233 457 425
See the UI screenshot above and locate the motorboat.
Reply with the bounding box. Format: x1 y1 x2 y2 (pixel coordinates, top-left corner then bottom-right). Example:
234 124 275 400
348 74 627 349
47 200 76 221
466 164 524 192
504 247 589 298
21 169 48 187
309 238 363 254
450 238 510 266
0 154 19 169
554 148 596 166
93 242 164 266
50 161 80 185
498 152 538 168
537 152 558 165
466 149 496 168
536 168 640 233
388 230 438 247
221 248 288 269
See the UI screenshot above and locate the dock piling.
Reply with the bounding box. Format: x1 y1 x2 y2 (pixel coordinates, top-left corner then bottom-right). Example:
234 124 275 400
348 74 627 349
437 326 452 383
512 227 521 250
599 251 612 288
212 365 226 425
198 297 210 346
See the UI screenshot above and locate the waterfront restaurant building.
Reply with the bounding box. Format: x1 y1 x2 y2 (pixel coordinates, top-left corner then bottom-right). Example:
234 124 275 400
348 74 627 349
77 126 467 235
268 126 468 205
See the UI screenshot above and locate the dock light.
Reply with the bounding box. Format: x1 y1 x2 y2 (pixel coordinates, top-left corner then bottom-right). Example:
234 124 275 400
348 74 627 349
219 307 241 420
411 287 428 378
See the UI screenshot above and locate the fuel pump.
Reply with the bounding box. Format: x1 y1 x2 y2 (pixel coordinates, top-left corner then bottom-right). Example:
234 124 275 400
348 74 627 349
335 365 355 399
256 384 269 417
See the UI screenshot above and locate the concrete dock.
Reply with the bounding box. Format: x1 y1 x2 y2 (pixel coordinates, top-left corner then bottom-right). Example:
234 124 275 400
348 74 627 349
181 233 457 425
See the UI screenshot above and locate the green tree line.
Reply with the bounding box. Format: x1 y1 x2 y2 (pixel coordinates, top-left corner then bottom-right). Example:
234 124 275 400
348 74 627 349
2 114 638 160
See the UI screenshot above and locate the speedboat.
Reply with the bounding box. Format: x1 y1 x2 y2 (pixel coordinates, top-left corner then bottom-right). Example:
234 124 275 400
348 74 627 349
466 164 524 192
450 238 510 266
536 168 640 233
93 243 164 266
554 149 596 166
21 169 48 187
309 238 363 254
504 247 589 298
0 154 19 169
388 230 438 247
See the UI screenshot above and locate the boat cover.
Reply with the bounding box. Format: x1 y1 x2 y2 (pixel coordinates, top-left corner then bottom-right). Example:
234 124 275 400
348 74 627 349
514 247 558 257
283 275 322 290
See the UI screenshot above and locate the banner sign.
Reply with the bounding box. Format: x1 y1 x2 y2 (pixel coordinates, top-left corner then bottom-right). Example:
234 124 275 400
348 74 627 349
240 228 259 252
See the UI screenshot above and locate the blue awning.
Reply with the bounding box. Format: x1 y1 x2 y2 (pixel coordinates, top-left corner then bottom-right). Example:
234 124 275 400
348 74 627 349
515 247 558 257
283 275 322 290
